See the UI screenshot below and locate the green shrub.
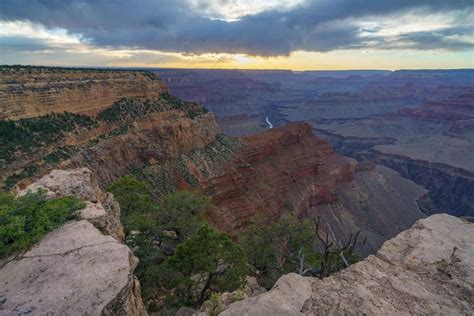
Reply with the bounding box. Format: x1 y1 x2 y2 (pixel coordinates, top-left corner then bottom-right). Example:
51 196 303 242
239 213 318 288
44 146 76 164
160 224 249 308
4 165 39 189
0 190 85 258
107 175 156 233
239 213 361 288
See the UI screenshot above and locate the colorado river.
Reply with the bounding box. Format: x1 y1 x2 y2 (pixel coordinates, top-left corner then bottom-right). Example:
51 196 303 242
265 116 273 129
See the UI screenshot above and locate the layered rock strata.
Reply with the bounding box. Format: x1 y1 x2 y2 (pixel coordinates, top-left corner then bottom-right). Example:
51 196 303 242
318 130 474 217
222 214 474 315
202 122 355 231
64 111 220 188
0 66 167 120
200 123 427 254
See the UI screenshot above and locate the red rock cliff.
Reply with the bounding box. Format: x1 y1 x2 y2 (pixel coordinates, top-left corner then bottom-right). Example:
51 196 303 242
203 123 355 231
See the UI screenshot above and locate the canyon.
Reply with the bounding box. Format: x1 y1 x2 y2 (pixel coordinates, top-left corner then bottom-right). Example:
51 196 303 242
200 123 427 253
0 66 472 314
156 68 474 217
1 66 429 253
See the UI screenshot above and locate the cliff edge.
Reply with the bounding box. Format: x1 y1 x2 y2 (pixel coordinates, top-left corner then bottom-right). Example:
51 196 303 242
222 214 474 315
0 66 168 120
0 168 146 315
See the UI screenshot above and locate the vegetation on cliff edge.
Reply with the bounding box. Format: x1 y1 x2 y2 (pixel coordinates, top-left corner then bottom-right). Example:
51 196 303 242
0 190 85 258
108 175 364 313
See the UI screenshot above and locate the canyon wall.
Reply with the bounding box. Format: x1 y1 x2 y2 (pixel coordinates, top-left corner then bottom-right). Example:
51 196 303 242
1 66 428 255
317 130 474 217
202 123 353 230
64 110 220 188
0 66 168 119
0 66 210 191
193 123 427 253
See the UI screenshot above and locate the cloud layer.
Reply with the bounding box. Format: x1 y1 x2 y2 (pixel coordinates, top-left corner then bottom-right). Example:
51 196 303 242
0 0 473 56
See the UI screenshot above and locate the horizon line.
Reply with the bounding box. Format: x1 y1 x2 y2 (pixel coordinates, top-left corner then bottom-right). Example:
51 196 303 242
2 64 474 72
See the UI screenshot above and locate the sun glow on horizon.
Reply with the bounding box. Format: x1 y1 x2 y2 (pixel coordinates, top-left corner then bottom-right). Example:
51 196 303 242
1 18 473 70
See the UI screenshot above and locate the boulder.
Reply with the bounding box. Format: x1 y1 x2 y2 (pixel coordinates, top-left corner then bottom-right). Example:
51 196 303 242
220 273 312 316
222 214 474 315
0 220 146 315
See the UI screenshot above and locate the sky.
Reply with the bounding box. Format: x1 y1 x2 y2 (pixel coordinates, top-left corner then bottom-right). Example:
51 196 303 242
0 0 473 70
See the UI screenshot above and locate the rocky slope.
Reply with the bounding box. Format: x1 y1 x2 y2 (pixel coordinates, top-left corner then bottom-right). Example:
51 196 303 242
316 124 474 217
202 122 351 231
0 66 209 191
0 168 146 315
0 66 167 120
222 214 474 315
64 110 220 188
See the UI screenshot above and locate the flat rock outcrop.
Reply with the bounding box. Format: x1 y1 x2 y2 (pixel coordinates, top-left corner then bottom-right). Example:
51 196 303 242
0 220 145 315
222 214 474 315
1 168 145 315
0 66 167 120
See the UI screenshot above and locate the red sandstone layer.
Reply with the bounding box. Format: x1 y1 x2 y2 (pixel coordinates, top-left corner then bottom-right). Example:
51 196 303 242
203 123 355 231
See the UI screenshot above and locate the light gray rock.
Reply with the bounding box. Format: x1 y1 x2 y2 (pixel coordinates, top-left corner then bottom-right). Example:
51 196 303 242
0 220 146 315
17 168 124 241
1 168 145 315
220 273 312 316
199 276 266 315
17 168 101 202
222 214 474 315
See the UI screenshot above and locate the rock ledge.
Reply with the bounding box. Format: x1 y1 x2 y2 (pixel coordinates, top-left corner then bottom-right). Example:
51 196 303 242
222 214 474 315
1 168 145 315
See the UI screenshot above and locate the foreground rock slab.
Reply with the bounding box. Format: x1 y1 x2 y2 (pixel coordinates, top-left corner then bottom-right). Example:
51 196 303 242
222 214 474 315
2 168 145 315
0 220 145 315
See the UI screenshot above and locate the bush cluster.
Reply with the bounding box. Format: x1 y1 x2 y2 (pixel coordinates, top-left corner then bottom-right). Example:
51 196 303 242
108 176 249 313
0 190 85 258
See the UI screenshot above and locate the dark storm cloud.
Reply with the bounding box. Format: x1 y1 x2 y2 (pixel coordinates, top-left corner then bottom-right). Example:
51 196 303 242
1 0 473 55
